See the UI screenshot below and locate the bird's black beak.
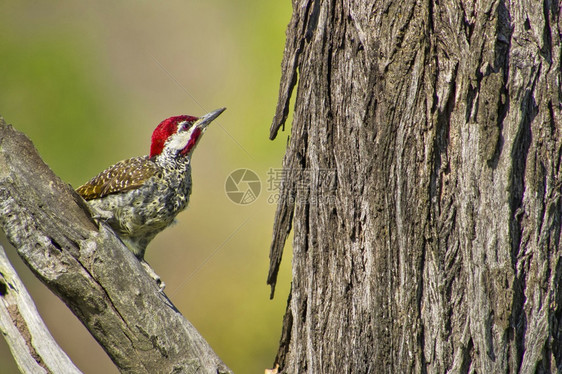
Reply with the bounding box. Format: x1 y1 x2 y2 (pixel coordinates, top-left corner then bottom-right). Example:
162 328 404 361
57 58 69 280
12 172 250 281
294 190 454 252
194 108 226 130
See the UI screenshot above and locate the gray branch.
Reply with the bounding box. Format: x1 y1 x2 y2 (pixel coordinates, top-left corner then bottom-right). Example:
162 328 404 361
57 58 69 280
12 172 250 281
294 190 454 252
0 118 232 374
0 245 82 373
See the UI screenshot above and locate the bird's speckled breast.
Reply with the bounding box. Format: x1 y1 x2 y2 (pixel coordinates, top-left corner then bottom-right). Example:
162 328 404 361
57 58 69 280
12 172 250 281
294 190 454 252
88 157 193 257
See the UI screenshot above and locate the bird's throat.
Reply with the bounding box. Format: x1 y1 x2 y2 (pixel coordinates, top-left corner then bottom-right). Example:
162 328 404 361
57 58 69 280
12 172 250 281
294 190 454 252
180 127 202 156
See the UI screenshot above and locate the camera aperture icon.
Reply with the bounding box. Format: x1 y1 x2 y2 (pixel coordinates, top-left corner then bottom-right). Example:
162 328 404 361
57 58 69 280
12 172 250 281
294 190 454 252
225 169 261 205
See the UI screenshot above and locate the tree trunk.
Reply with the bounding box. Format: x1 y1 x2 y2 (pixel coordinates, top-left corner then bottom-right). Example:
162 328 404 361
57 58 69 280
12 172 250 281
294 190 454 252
268 1 561 373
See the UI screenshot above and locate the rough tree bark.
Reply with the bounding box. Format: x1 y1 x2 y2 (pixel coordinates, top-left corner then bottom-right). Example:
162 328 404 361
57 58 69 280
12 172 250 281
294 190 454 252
0 119 232 374
268 1 561 373
0 245 81 373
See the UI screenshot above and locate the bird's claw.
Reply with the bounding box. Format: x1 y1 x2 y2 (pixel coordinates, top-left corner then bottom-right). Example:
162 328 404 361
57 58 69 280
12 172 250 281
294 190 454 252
141 260 166 291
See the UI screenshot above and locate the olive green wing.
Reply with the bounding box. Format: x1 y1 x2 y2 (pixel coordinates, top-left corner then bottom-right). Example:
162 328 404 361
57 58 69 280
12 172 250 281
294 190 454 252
76 156 159 200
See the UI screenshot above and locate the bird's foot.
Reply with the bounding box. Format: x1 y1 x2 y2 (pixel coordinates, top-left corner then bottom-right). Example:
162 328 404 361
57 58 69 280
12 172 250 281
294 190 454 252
141 260 166 291
89 209 113 225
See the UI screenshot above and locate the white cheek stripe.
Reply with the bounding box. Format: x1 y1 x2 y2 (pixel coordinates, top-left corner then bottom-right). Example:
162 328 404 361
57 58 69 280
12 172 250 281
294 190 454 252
167 124 199 151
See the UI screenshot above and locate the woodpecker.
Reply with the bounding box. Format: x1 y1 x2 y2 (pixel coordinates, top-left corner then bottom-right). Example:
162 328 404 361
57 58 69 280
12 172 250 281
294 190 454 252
77 108 225 260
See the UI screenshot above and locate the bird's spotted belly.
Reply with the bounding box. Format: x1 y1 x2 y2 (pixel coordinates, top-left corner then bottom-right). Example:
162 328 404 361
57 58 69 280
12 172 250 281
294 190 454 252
88 179 191 247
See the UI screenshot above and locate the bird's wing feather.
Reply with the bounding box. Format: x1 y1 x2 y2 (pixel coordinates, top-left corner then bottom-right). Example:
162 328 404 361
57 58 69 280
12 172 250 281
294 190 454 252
76 156 159 200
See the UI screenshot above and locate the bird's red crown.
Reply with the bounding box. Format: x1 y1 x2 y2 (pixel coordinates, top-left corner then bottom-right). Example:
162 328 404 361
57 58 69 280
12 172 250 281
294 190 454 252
149 115 198 157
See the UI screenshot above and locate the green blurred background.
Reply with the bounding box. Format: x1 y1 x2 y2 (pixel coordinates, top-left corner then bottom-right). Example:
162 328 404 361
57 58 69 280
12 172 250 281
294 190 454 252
0 1 293 373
